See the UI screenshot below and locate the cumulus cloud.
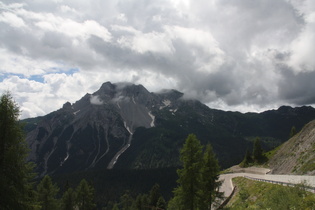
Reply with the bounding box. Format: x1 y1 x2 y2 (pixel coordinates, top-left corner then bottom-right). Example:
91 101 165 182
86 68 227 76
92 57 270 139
90 95 104 105
0 0 315 118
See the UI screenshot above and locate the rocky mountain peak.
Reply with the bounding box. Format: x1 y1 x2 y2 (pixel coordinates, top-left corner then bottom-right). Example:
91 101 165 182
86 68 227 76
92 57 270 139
23 82 315 177
157 89 184 101
92 82 153 104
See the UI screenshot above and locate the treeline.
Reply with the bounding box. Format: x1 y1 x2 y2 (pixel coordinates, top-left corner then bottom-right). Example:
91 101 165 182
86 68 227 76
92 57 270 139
105 183 166 210
38 176 95 209
0 92 223 209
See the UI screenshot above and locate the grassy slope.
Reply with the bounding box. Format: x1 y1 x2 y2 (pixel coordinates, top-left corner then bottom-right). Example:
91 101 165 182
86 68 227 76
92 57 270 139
224 177 315 209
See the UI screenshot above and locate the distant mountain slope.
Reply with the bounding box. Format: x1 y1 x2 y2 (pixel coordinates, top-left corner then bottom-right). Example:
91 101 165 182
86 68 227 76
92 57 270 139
22 82 315 176
268 120 315 175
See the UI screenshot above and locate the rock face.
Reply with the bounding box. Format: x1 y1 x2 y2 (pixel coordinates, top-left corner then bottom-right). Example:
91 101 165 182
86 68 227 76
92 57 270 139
25 82 183 176
24 82 315 176
268 120 315 175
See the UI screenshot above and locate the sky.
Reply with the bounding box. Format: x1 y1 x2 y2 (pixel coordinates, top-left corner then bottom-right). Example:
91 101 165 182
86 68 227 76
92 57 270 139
1 0 315 119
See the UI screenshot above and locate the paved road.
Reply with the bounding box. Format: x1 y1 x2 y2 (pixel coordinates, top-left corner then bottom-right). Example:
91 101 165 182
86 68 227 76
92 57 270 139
219 171 315 198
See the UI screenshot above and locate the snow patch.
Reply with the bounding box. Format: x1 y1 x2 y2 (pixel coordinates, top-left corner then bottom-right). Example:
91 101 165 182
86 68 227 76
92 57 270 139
124 121 133 134
148 111 155 127
60 152 69 166
160 99 171 109
169 108 177 116
73 110 80 115
116 102 121 109
163 99 171 106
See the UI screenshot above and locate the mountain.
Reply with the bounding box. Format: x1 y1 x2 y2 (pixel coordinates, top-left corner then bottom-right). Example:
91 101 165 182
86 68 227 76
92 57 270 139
23 82 315 176
268 119 315 175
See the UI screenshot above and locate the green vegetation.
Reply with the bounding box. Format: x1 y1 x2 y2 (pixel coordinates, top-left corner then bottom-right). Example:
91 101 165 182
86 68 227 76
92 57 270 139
168 134 223 209
37 175 60 210
264 144 281 160
299 157 315 174
253 137 264 163
225 177 315 209
240 137 267 167
0 92 97 210
61 188 76 210
290 126 297 138
76 179 96 210
4 91 315 209
0 92 38 209
37 175 96 210
105 183 166 210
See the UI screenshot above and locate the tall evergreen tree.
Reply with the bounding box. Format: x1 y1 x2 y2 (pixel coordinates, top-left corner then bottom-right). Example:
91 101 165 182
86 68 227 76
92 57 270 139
119 191 134 210
253 137 263 163
240 149 252 167
170 134 203 210
135 194 144 210
149 183 162 207
156 196 166 209
76 179 96 210
199 144 223 209
290 126 297 138
111 204 119 210
61 188 76 210
0 92 37 209
37 175 60 210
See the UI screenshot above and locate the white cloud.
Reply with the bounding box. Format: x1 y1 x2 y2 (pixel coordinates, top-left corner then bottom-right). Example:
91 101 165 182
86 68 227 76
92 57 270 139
0 11 26 28
33 15 112 42
90 95 103 105
289 4 315 72
0 0 315 118
112 25 174 54
60 5 78 14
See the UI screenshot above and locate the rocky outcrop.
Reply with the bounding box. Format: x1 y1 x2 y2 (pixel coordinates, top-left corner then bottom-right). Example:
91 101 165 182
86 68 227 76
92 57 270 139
268 120 315 175
25 82 184 176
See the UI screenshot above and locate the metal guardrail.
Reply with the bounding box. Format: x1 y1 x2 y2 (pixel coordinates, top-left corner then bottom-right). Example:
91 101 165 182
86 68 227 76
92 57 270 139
243 175 315 193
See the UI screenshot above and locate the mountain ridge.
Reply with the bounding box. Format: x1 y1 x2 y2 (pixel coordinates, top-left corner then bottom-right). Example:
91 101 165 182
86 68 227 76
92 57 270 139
22 81 315 176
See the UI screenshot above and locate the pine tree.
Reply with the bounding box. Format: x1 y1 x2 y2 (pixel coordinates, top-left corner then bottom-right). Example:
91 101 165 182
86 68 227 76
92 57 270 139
119 191 134 210
149 183 161 207
199 144 223 209
240 149 252 167
0 92 37 209
111 204 119 210
37 175 60 210
61 188 76 210
253 137 264 163
290 126 297 138
135 194 143 210
171 134 203 210
76 179 96 210
156 196 166 209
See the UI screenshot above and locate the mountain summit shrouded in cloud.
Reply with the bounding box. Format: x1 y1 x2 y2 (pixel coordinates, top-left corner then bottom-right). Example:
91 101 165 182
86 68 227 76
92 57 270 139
0 0 315 118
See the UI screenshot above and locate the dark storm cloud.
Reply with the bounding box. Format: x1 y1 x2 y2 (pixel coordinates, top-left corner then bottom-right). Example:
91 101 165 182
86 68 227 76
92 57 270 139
278 67 315 105
1 0 315 117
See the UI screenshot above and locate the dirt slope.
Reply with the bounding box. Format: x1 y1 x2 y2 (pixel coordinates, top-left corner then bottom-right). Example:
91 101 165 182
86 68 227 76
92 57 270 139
268 120 315 175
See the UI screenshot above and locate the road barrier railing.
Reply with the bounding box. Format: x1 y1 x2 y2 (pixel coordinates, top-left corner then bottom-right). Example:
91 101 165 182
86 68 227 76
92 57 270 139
244 175 315 193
